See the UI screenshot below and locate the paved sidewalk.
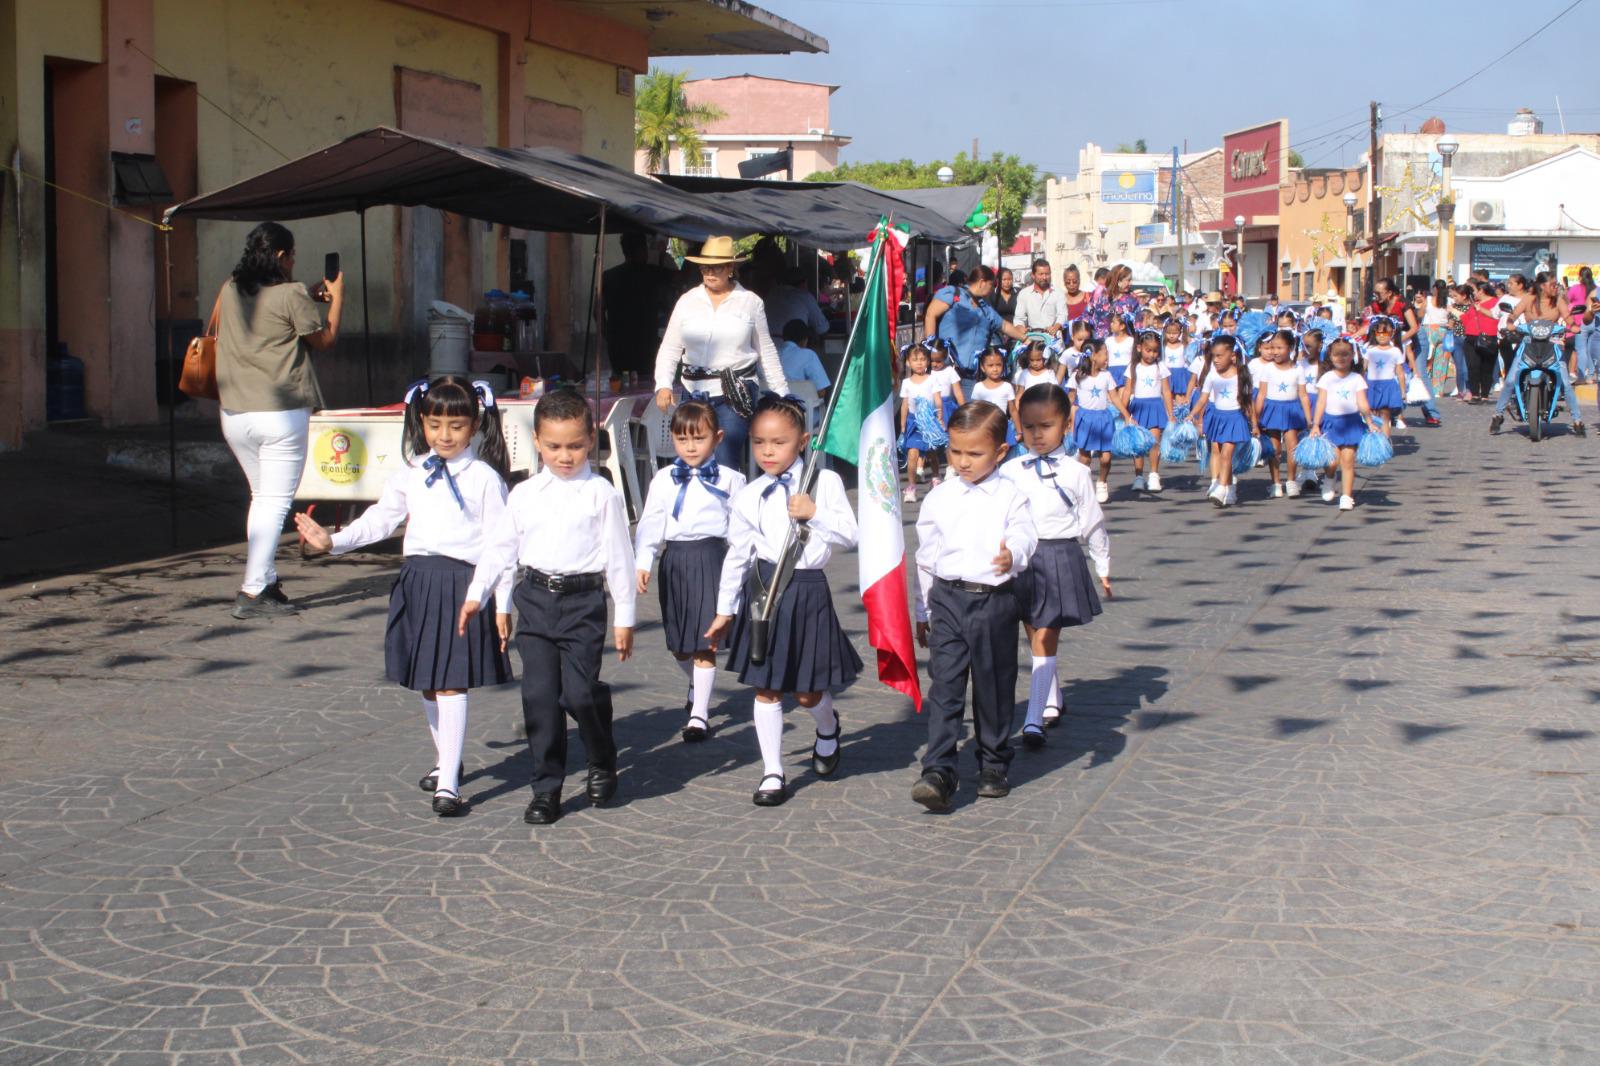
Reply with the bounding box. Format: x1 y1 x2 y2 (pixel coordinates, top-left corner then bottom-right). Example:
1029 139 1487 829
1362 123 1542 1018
1 414 1597 1064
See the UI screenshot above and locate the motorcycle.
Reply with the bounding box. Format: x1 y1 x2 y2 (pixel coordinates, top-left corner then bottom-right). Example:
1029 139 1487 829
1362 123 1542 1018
1510 319 1566 443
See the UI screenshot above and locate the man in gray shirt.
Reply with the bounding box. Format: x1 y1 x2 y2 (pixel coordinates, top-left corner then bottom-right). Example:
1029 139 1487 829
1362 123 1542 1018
1011 258 1065 337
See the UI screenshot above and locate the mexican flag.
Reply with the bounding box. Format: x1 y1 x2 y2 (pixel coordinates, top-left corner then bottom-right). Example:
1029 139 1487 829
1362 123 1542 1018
819 223 922 711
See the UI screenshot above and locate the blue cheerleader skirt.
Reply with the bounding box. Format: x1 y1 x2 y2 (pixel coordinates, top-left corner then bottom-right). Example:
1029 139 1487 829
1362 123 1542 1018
1128 396 1169 430
1320 411 1366 447
1169 367 1192 395
941 395 959 423
1070 407 1117 453
1108 364 1129 388
901 423 937 453
1367 378 1404 412
1259 399 1308 432
1202 406 1252 445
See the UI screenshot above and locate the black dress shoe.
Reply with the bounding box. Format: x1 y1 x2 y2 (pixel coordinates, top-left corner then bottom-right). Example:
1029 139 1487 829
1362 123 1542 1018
811 718 842 777
586 766 618 804
432 790 467 817
1489 414 1504 434
1021 726 1045 751
976 769 1011 798
523 792 562 825
911 770 954 812
418 763 464 793
1043 710 1062 730
681 717 709 742
752 773 788 807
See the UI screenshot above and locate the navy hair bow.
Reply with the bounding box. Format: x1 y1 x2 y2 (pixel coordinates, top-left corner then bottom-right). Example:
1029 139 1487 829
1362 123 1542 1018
670 458 729 518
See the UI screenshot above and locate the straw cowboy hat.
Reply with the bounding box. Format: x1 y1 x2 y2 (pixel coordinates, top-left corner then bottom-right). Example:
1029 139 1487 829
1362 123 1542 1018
1203 291 1225 304
685 236 748 265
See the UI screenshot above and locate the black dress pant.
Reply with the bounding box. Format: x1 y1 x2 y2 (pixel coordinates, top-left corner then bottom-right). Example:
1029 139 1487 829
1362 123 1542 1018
922 580 1020 777
513 580 615 793
1467 336 1498 400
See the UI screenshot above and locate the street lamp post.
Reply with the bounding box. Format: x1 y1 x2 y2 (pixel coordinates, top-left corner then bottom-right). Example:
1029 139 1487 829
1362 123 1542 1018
1233 214 1246 300
1342 191 1358 318
1436 133 1459 283
1097 224 1108 264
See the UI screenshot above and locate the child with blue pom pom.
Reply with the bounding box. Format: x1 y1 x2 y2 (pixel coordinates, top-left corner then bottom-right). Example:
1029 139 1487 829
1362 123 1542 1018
1188 334 1257 508
1255 329 1314 498
1310 337 1374 511
1123 330 1175 493
900 344 947 503
1068 341 1132 503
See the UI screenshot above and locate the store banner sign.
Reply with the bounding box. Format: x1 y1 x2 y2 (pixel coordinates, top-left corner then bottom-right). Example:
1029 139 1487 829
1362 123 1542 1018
1470 239 1554 281
1135 223 1166 247
1102 170 1157 205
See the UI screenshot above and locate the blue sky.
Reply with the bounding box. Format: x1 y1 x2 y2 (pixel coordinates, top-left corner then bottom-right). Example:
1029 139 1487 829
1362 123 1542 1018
660 0 1593 176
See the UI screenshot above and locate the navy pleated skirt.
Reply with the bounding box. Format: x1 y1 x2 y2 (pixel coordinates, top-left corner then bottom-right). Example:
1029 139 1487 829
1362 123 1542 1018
1020 538 1103 630
659 537 726 655
1129 396 1169 429
1259 398 1308 432
384 555 513 691
1202 407 1251 445
725 562 862 692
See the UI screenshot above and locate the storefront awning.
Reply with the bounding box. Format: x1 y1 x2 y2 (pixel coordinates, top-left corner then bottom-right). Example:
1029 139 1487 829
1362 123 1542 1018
655 174 982 246
1354 232 1401 253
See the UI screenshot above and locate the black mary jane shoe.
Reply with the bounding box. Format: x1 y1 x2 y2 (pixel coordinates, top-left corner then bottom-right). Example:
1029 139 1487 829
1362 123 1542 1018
752 773 789 807
681 716 710 743
523 792 562 825
418 762 464 793
1021 726 1046 751
432 789 467 817
1042 711 1062 730
586 766 618 805
811 720 842 777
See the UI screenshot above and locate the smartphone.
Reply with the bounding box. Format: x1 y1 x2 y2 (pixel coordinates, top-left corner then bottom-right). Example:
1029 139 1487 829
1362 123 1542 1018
324 252 340 282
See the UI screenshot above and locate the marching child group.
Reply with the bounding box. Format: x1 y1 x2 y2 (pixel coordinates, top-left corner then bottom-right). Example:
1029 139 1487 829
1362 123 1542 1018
289 295 1411 825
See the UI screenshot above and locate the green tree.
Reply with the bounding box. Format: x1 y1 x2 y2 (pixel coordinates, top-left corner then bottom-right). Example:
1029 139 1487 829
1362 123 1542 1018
1288 149 1305 168
1115 139 1149 153
807 152 1039 250
634 69 725 175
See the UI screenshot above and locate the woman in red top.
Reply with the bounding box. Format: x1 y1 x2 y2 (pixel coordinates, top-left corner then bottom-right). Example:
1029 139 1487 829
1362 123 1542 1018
1459 282 1501 403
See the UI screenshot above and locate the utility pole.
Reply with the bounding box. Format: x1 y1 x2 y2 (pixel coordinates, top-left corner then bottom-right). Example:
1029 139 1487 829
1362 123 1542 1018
1367 100 1380 300
1173 146 1184 297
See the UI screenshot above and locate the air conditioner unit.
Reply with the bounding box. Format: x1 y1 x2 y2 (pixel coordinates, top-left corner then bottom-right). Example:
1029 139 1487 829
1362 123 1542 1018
1470 200 1505 228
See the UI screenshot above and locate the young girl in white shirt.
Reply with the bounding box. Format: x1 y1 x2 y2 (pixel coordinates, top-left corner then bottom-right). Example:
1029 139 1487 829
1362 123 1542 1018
294 376 513 818
1311 337 1374 511
898 344 945 502
1105 312 1136 388
1013 339 1062 392
1162 318 1193 396
1123 331 1175 492
1068 341 1131 503
1254 329 1314 498
707 395 861 808
970 346 1020 446
1362 317 1409 438
1060 319 1094 378
633 400 747 743
1003 384 1111 748
911 401 1038 811
1188 335 1257 508
926 338 965 423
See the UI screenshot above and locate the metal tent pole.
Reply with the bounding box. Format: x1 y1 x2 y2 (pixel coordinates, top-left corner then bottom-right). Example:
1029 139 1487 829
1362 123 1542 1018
587 205 607 417
359 207 372 403
163 228 178 549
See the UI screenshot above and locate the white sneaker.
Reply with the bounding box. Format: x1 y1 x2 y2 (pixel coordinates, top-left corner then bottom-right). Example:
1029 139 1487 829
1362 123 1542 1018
1270 482 1284 498
1225 485 1238 507
1321 483 1336 503
1339 495 1355 511
1394 417 1407 430
1208 479 1219 496
1132 475 1146 491
1208 485 1226 508
1493 382 1503 393
1286 479 1302 498
902 486 917 503
1147 471 1163 492
1095 481 1109 503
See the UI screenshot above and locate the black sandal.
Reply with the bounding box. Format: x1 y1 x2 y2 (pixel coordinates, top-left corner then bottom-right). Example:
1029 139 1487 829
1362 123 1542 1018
681 716 709 742
811 719 842 777
1042 711 1062 730
1021 725 1046 751
752 773 789 807
432 789 467 817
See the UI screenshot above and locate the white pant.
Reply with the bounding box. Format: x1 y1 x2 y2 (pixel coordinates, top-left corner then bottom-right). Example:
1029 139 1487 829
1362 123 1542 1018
220 408 310 595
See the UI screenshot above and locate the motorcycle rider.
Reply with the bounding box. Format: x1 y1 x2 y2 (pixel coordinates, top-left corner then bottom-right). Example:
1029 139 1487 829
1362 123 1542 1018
1490 274 1586 437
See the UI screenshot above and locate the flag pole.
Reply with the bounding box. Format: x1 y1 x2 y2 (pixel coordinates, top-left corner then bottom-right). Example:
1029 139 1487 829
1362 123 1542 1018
748 225 891 664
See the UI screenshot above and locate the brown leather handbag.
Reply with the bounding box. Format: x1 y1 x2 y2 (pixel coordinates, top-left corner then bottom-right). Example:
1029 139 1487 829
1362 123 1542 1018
179 288 223 401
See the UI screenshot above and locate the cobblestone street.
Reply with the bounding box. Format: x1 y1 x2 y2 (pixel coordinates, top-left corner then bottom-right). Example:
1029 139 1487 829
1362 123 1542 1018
2 415 1597 1064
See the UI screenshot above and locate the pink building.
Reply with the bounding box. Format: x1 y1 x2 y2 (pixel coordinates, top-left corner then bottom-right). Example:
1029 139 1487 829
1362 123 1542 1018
636 75 849 179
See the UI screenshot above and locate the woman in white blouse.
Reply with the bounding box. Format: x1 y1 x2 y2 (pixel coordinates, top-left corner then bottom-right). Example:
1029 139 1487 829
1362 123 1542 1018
654 236 790 467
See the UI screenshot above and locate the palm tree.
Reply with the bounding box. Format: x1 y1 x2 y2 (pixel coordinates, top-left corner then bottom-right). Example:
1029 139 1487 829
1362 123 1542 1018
635 69 725 175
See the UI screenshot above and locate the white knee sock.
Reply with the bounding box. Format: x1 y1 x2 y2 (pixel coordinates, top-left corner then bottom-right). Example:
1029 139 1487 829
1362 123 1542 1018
690 664 716 724
753 697 785 779
1026 656 1056 730
434 693 467 794
677 656 695 704
421 696 441 764
806 692 838 756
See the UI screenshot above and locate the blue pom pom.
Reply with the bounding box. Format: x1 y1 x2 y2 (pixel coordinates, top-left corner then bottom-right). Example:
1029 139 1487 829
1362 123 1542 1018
1231 436 1261 474
909 397 948 448
1162 419 1199 462
1356 427 1394 467
1111 421 1155 458
1236 311 1274 355
1196 438 1211 475
1259 434 1276 460
1170 401 1192 423
1294 435 1336 469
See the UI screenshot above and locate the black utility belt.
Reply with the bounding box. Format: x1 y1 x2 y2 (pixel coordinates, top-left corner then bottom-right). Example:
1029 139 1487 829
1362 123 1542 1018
518 568 604 594
936 577 1015 596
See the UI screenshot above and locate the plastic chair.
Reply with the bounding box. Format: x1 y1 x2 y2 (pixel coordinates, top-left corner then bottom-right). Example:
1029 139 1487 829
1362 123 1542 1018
638 401 676 468
787 381 827 470
597 397 645 521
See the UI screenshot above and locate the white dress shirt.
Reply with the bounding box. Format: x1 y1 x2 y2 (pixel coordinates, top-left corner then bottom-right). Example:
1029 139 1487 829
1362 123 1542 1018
914 472 1038 622
716 459 857 616
633 460 748 573
654 283 790 395
763 283 830 338
1013 284 1066 331
468 464 638 627
1000 448 1111 579
330 447 514 607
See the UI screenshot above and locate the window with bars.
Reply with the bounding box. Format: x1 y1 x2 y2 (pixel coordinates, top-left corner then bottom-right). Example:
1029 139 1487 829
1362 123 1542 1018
681 148 717 177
